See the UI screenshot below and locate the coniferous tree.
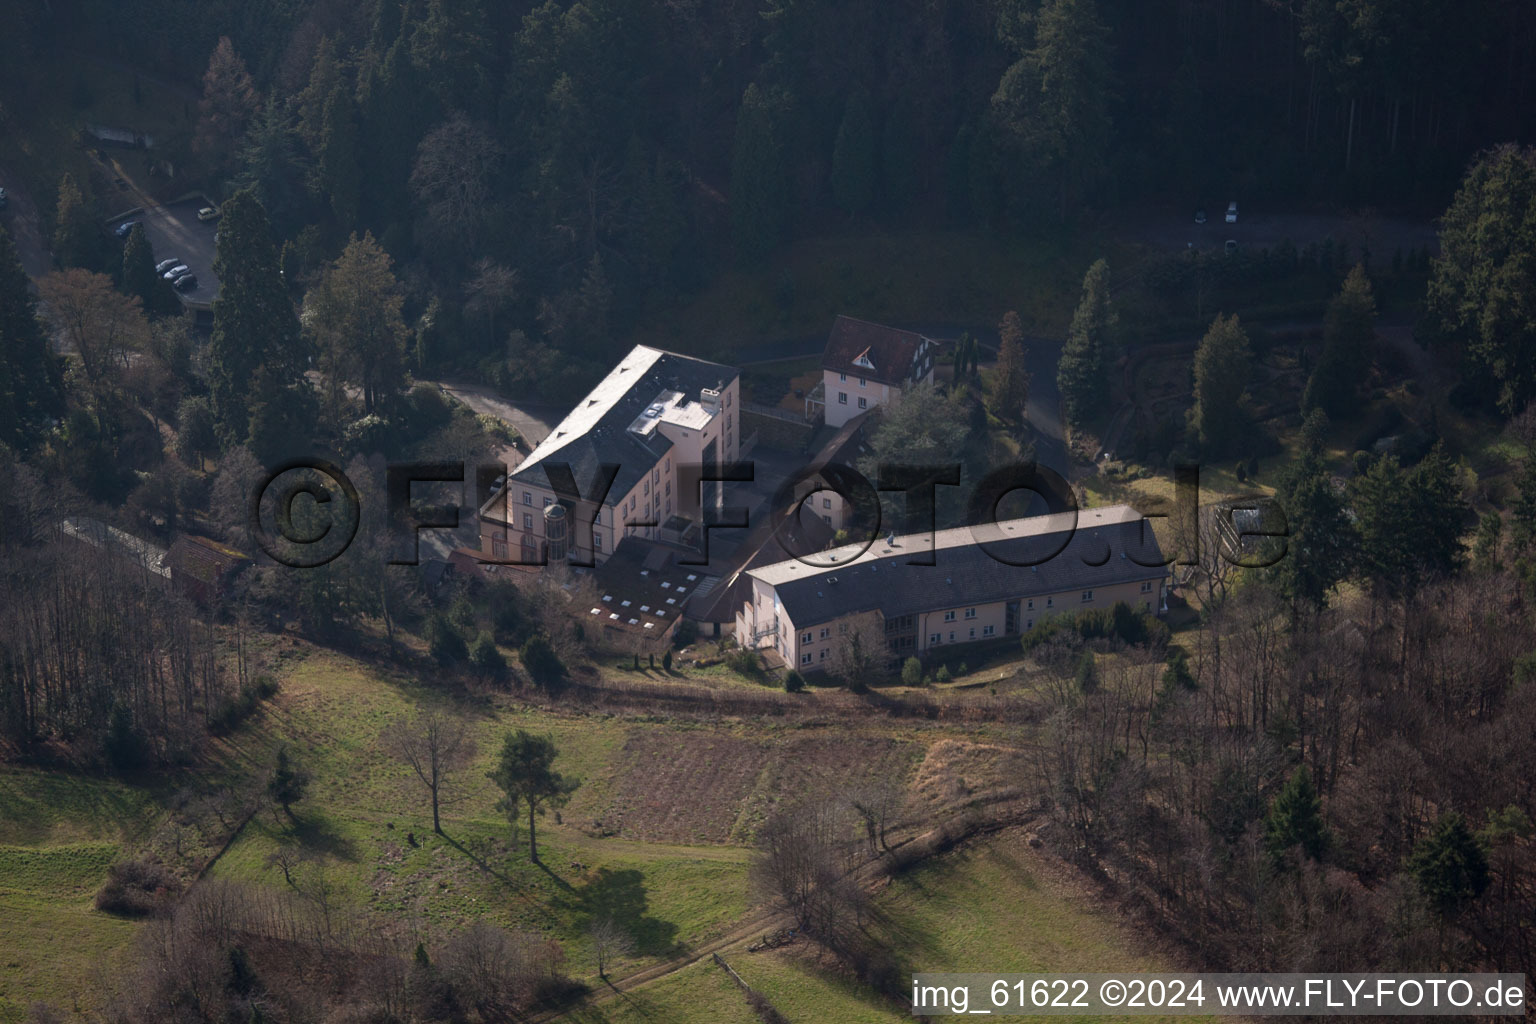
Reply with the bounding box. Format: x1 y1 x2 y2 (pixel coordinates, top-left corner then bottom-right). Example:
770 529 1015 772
1511 455 1536 554
1304 264 1376 417
52 173 99 270
1271 415 1357 612
1058 259 1114 427
0 225 64 454
831 87 876 217
1426 145 1536 414
1188 313 1252 454
304 232 408 419
990 312 1031 422
881 94 920 210
1410 812 1490 918
119 224 178 318
267 745 311 817
1352 444 1466 600
195 36 260 178
731 83 788 266
208 190 306 447
485 730 578 862
1265 765 1329 864
316 83 363 229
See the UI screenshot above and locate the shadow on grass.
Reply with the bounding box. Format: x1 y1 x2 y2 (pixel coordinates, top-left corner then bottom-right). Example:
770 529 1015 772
559 867 681 957
442 832 515 887
287 812 359 861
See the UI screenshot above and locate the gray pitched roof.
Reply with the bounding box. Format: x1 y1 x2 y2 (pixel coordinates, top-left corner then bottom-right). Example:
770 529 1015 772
497 346 737 512
750 505 1167 626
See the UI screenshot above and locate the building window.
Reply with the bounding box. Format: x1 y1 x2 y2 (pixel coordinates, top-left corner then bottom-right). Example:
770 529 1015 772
543 496 552 507
522 512 533 530
943 610 956 622
523 491 532 505
969 628 976 640
838 392 848 404
1027 599 1034 610
822 497 832 509
594 512 602 525
801 653 812 665
492 537 507 559
839 372 847 382
819 628 829 639
1141 580 1153 593
929 633 941 645
801 631 812 643
665 481 671 495
823 514 831 524
1081 589 1093 602
857 397 867 409
594 534 603 552
1046 597 1054 608
983 625 995 637
964 607 976 619
858 377 866 387
1027 619 1033 629
819 649 828 660
948 631 955 643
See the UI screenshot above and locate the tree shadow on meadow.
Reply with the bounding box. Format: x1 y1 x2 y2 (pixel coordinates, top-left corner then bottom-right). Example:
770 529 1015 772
287 812 359 861
559 867 681 957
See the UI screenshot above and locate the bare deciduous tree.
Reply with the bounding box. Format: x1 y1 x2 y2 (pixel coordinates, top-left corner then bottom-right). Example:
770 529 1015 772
382 708 478 834
586 916 635 980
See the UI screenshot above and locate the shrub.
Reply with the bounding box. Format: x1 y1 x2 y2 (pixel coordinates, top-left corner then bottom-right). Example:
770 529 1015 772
1075 650 1099 693
662 650 673 672
934 665 951 683
209 675 281 736
95 858 179 917
268 745 311 813
727 647 764 680
471 632 507 681
428 613 469 667
900 657 923 686
103 700 149 770
519 633 565 688
783 669 806 693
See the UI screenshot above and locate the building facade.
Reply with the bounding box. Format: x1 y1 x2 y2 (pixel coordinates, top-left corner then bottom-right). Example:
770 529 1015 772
479 346 741 568
735 505 1169 671
818 316 937 428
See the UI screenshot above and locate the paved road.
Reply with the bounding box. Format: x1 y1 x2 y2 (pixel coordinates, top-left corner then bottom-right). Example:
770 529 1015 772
431 378 564 449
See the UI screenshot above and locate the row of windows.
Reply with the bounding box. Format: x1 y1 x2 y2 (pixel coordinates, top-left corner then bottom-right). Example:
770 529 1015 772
941 607 979 622
928 625 995 645
835 392 870 409
836 372 868 387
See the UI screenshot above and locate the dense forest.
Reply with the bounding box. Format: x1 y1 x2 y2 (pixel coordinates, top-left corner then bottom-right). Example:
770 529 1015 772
4 0 1535 403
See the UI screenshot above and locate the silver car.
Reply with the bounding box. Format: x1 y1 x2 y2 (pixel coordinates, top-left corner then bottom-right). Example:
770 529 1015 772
162 264 190 281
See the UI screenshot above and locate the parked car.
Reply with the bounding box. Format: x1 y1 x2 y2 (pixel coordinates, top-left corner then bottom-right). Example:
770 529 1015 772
155 258 180 274
1225 200 1238 223
173 274 198 292
197 206 220 222
114 220 139 239
1194 207 1206 224
162 264 190 281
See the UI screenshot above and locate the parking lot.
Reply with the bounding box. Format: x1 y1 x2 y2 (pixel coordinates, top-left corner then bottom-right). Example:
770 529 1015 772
113 197 221 306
